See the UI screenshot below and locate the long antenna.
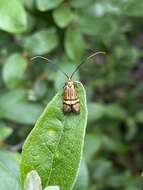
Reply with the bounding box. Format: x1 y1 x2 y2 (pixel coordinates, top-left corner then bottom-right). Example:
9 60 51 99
31 55 69 79
70 51 106 79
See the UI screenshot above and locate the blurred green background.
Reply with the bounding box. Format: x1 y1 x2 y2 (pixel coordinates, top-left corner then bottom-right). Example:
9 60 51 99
0 0 143 189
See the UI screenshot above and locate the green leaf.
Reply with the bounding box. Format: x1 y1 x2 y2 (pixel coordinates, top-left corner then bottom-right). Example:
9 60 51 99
36 0 63 11
93 159 112 179
83 134 102 162
22 0 35 10
65 28 85 60
88 103 126 121
108 171 131 188
0 150 20 179
24 171 60 190
77 14 121 38
21 81 87 190
6 103 43 124
0 162 21 190
0 90 43 124
24 171 42 190
73 160 89 190
86 0 143 17
53 5 73 28
24 29 58 55
0 122 13 141
34 80 47 99
0 0 27 33
125 117 137 140
90 1 121 16
122 0 143 16
87 103 105 122
0 151 21 190
135 110 143 123
70 0 93 8
104 104 126 120
2 53 28 89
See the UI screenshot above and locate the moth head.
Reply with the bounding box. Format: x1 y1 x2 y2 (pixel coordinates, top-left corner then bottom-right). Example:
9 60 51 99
66 80 73 87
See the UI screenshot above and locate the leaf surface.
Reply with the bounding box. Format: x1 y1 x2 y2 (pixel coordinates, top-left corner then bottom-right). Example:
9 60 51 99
0 0 27 33
0 90 43 124
2 53 28 89
24 171 42 190
53 5 73 28
0 151 21 190
36 0 63 11
24 29 58 55
21 81 87 190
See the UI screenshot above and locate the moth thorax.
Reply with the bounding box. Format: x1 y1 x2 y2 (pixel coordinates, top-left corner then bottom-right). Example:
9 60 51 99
66 80 73 88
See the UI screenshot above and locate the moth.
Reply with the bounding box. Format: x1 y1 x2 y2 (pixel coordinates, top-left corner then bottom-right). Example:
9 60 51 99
31 51 105 113
63 79 80 113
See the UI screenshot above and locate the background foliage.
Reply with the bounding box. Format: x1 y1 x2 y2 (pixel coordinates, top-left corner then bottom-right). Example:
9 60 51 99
0 0 143 189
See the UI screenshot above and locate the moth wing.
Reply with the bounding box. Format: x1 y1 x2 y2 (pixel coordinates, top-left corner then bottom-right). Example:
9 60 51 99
72 102 80 113
63 104 72 113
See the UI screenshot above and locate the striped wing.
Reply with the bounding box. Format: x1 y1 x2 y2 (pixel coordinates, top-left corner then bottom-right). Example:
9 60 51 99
63 85 79 105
